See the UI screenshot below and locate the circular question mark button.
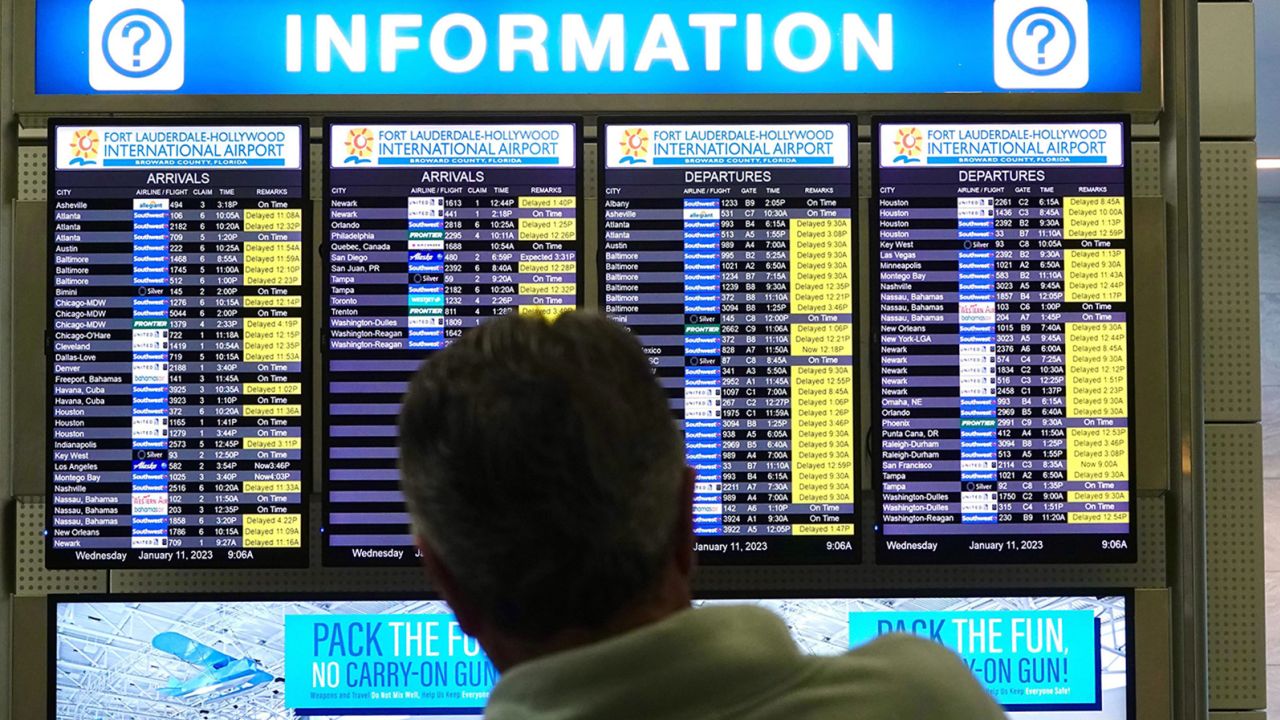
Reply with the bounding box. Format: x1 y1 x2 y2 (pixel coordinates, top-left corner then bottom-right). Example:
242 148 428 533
1006 7 1077 76
102 9 173 78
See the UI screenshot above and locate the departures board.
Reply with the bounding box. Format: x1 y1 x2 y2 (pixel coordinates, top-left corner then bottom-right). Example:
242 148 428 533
872 118 1135 564
600 120 857 565
324 121 582 565
47 120 309 568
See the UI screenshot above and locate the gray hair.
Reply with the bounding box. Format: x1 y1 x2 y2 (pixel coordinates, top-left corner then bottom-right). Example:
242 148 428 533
398 311 686 639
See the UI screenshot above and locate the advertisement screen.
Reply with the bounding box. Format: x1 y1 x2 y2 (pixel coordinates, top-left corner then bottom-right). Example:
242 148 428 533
52 593 1128 719
53 598 487 719
704 595 1130 719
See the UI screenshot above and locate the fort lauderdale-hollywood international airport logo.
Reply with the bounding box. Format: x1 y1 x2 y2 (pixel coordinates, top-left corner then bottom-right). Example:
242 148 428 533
892 127 925 164
344 127 375 165
69 129 101 166
618 128 650 165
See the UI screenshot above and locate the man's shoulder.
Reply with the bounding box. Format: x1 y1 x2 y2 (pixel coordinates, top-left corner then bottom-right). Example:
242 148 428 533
771 635 1006 720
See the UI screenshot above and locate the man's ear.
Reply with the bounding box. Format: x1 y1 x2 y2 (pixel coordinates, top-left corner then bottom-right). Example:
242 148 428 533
417 537 484 640
674 466 697 577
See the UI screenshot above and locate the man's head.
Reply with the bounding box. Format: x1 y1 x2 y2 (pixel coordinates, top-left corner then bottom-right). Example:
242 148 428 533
399 311 694 664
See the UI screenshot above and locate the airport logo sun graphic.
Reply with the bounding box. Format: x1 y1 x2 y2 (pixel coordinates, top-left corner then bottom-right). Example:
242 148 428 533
344 127 375 164
893 127 924 164
619 127 649 164
69 129 100 166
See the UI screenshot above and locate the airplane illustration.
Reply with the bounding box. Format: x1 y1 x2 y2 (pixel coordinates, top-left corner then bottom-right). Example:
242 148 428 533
151 631 275 701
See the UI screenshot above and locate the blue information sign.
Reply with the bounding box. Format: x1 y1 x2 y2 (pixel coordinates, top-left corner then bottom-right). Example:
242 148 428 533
36 0 1142 95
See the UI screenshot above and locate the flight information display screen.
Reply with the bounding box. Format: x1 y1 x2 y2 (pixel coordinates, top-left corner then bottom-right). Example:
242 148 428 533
872 118 1134 563
47 120 309 568
324 121 581 565
600 120 857 565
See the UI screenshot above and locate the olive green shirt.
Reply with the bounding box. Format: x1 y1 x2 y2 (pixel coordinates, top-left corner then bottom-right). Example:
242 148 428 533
484 606 1007 720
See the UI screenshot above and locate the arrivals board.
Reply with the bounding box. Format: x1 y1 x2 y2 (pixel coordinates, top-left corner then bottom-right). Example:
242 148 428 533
47 120 309 568
872 118 1135 563
600 120 857 565
324 121 581 565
